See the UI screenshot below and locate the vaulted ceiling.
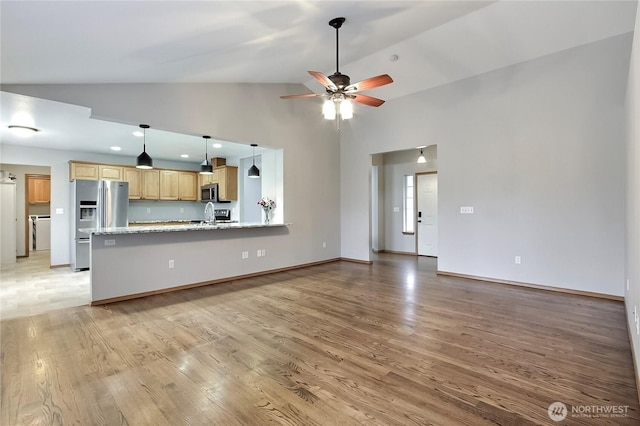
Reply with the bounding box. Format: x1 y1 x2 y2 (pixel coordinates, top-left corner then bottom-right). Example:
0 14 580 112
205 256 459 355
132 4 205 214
0 1 636 163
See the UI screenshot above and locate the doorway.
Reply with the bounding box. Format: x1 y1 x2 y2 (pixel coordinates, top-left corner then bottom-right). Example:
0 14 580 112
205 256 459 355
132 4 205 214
417 172 438 257
24 174 51 257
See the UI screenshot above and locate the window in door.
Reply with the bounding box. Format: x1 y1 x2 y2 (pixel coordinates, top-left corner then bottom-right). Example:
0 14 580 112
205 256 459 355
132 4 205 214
403 174 414 234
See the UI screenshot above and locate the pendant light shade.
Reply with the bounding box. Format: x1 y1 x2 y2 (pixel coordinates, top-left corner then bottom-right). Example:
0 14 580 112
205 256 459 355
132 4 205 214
200 135 213 175
417 147 427 164
136 124 153 169
248 143 260 178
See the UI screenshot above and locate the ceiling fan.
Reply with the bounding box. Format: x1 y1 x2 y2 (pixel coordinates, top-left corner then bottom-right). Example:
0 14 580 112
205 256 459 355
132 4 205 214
280 17 393 119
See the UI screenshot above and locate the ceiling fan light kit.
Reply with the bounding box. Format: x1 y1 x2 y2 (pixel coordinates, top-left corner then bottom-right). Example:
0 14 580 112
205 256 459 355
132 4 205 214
280 17 393 121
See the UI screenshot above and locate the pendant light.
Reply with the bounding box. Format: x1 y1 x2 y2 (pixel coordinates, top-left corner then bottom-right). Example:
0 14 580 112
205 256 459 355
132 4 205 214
136 124 153 169
417 146 427 164
248 143 260 178
200 135 213 174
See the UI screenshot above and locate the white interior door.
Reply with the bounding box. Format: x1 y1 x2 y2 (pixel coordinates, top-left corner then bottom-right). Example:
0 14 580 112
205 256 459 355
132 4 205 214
417 173 438 257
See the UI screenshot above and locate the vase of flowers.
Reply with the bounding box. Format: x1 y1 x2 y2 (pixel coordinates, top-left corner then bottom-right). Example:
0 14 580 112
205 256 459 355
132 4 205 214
257 197 275 224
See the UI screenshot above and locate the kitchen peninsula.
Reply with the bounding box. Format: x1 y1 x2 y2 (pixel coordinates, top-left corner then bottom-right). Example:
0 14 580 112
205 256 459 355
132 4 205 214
86 222 289 304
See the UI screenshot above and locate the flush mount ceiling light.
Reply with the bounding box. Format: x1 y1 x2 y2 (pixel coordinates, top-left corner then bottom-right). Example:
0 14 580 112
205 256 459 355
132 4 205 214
280 17 393 122
417 146 427 164
136 124 153 169
8 125 38 137
200 135 213 175
248 143 260 178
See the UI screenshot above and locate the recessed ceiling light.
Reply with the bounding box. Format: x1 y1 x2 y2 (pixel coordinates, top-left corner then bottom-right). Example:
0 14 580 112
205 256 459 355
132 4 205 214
181 154 189 158
133 131 144 137
212 143 222 149
110 146 122 151
8 125 38 137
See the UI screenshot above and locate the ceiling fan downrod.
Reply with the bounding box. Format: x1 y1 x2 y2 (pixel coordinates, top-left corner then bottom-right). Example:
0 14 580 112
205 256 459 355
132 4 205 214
329 17 345 75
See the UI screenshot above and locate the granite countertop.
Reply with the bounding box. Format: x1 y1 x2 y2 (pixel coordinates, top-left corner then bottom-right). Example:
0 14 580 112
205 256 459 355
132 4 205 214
80 222 286 235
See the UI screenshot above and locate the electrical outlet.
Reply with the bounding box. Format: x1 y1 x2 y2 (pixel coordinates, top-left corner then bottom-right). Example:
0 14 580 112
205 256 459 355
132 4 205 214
242 251 249 259
261 249 266 257
323 242 326 248
56 208 64 214
515 256 521 264
104 240 115 246
460 206 474 214
146 208 151 214
257 249 262 257
168 259 175 269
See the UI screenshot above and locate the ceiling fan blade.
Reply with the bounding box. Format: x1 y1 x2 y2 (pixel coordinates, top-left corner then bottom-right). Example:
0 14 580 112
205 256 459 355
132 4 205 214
280 93 321 100
308 71 337 91
351 94 385 107
345 74 393 92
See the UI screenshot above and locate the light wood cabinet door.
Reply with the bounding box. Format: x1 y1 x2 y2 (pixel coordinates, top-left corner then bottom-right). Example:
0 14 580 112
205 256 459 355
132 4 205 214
217 166 238 201
123 168 142 200
142 170 160 200
99 165 123 181
28 178 50 204
159 170 179 200
70 162 99 180
178 172 197 201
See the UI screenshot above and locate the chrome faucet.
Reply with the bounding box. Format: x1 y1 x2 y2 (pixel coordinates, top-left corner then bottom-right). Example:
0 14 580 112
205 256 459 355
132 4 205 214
204 201 215 224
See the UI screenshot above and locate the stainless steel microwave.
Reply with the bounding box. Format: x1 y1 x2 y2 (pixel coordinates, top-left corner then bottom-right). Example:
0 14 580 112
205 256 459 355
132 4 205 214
201 183 230 203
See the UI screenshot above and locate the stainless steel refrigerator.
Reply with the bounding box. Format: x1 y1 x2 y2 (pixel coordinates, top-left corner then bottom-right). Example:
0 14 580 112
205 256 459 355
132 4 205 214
70 180 128 271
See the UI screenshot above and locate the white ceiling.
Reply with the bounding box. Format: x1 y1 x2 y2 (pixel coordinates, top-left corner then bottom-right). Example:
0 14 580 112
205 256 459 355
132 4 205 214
0 0 636 164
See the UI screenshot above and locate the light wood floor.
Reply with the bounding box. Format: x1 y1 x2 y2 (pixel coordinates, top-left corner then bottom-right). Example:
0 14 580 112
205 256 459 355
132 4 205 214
1 253 638 425
0 251 89 320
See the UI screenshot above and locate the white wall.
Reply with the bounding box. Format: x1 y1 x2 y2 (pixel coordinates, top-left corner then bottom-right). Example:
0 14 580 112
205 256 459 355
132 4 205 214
625 2 640 396
1 83 341 269
342 33 632 297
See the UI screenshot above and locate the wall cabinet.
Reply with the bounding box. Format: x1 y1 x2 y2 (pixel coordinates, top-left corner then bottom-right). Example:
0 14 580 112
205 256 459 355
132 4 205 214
99 165 123 181
70 161 198 202
159 170 197 201
159 170 179 200
28 178 50 204
217 166 238 201
70 162 99 180
178 172 197 201
142 170 160 200
123 168 142 200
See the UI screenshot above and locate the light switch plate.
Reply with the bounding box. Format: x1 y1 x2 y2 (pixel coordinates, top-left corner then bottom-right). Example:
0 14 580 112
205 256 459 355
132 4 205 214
393 206 400 213
460 206 474 214
56 208 64 214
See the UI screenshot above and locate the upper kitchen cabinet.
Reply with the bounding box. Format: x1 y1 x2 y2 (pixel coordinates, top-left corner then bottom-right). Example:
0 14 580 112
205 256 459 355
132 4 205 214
69 162 99 181
159 170 179 200
217 166 238 201
123 167 142 200
99 165 123 181
142 170 160 200
178 172 197 201
159 170 196 201
28 177 50 204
